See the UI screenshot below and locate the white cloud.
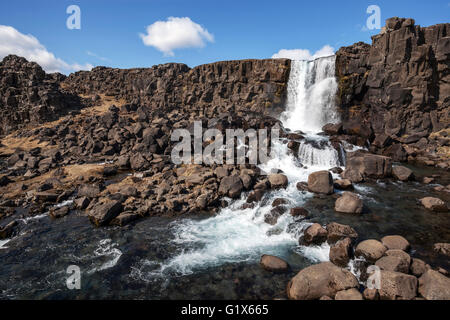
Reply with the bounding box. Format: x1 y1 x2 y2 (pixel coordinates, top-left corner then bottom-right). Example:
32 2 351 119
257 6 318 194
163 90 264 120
140 17 214 56
0 25 92 73
272 45 335 61
86 51 111 63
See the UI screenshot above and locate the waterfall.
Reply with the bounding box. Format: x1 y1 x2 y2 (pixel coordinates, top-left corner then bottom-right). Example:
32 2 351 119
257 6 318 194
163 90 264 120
281 56 339 133
132 56 342 279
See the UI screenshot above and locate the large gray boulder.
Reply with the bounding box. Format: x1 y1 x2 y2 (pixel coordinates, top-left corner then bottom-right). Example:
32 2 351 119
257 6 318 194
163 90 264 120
287 262 359 300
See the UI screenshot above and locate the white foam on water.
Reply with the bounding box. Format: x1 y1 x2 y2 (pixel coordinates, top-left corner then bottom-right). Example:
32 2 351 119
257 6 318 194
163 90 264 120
0 239 11 249
88 239 122 274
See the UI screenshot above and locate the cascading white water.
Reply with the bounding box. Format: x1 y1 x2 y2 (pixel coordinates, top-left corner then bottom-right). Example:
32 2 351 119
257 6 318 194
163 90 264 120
281 56 339 133
132 56 342 280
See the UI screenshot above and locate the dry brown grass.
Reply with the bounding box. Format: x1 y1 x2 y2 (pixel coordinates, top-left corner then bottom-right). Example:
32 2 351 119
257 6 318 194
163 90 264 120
0 135 53 156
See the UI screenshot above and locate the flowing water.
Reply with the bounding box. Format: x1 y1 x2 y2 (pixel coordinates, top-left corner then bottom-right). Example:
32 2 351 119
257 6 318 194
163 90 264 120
0 56 449 299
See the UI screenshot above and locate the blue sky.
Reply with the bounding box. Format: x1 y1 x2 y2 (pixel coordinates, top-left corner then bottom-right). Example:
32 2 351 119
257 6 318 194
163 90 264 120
0 0 448 73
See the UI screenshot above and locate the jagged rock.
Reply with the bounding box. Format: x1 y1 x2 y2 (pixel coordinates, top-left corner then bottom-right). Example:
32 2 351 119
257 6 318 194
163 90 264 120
130 153 150 171
333 179 353 190
49 206 70 219
74 197 90 210
334 192 363 214
268 173 288 189
330 237 352 267
378 270 418 300
219 175 243 199
307 171 334 194
0 221 17 239
260 255 290 273
410 258 430 277
381 235 410 251
419 197 448 212
0 175 12 187
290 207 309 218
363 288 379 300
78 184 103 198
287 262 359 300
88 200 123 226
326 222 358 244
392 166 414 181
418 270 450 300
355 239 387 262
300 223 327 245
433 243 450 257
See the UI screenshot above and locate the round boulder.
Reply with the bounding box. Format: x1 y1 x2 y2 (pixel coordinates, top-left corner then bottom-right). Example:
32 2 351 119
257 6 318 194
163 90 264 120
260 255 290 273
329 237 353 267
300 223 327 245
419 197 448 212
355 239 387 262
268 173 288 189
287 262 359 300
381 235 410 251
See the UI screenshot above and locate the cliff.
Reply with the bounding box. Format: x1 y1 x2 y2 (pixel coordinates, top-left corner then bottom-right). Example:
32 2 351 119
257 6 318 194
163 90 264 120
336 17 449 164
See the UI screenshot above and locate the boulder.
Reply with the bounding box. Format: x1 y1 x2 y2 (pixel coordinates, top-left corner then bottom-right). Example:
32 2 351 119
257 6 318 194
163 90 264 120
219 175 243 199
363 288 379 300
307 171 334 194
334 192 363 214
392 166 414 181
49 206 70 219
342 153 392 182
333 179 353 190
74 196 90 210
88 200 123 226
300 223 328 245
260 255 290 273
78 184 103 198
329 237 353 267
378 270 418 300
418 270 450 300
355 239 387 262
287 262 359 300
326 222 358 244
130 153 150 171
433 243 450 257
334 288 363 300
410 258 429 277
375 255 410 274
268 173 288 189
419 197 448 212
289 207 309 218
381 235 410 251
111 211 141 226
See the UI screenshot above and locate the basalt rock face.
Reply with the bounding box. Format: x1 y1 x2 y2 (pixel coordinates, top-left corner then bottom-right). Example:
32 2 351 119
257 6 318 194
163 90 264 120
0 55 84 136
62 59 291 118
336 18 450 166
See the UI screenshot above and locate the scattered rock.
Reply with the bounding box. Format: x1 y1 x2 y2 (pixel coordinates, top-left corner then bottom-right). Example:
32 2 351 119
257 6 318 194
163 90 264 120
111 211 141 226
268 173 288 189
307 171 334 194
326 222 358 244
88 200 123 226
333 179 353 190
418 270 450 300
419 197 448 212
334 288 363 300
300 223 328 245
381 235 410 251
378 270 417 300
392 166 414 181
49 206 70 219
289 207 309 218
355 239 387 262
287 262 359 300
329 237 353 267
433 243 450 257
219 175 243 199
260 255 290 273
334 192 363 214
